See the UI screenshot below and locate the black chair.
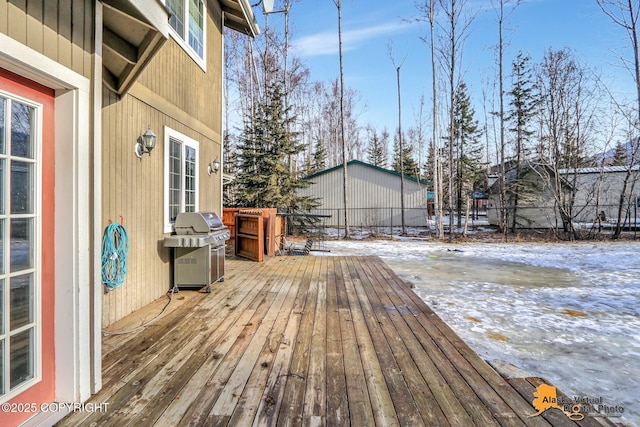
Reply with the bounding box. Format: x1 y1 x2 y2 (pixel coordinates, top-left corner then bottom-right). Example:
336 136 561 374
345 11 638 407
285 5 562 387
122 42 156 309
288 238 313 256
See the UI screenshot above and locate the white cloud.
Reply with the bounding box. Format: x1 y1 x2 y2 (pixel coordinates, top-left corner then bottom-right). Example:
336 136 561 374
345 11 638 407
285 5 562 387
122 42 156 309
292 21 411 57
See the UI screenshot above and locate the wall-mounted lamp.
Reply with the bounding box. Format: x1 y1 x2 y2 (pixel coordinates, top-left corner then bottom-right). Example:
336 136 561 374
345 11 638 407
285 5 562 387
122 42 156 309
208 157 221 175
262 0 275 13
135 126 157 158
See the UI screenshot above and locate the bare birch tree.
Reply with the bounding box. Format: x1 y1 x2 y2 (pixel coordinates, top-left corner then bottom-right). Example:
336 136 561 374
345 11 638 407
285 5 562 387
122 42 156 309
536 48 599 239
490 0 522 238
332 0 350 238
596 0 640 238
415 0 444 237
437 0 475 241
428 0 444 237
388 43 408 235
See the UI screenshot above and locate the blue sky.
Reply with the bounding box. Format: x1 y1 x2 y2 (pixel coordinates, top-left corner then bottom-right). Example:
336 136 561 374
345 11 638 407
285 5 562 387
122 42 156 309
254 0 635 138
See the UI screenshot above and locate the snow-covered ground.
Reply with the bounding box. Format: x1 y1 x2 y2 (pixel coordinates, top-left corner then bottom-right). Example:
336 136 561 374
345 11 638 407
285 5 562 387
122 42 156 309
318 238 640 426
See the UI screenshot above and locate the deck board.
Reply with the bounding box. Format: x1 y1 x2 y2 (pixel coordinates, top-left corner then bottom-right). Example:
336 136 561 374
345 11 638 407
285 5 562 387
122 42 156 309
57 255 620 427
339 257 397 426
373 261 496 426
278 256 320 426
358 256 471 426
323 257 349 427
366 257 543 426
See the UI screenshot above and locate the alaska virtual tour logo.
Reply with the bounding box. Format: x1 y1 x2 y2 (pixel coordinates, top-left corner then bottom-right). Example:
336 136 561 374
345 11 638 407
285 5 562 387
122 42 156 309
528 383 625 421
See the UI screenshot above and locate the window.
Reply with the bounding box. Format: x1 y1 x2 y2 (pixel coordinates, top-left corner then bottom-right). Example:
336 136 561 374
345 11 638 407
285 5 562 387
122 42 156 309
0 93 41 399
164 127 199 233
166 0 206 67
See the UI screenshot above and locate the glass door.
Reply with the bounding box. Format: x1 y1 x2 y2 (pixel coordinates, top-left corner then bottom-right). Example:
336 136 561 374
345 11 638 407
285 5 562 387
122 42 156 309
0 93 40 399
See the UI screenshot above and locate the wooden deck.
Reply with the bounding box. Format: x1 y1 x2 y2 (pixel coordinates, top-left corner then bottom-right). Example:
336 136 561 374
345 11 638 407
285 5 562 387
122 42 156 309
58 256 621 426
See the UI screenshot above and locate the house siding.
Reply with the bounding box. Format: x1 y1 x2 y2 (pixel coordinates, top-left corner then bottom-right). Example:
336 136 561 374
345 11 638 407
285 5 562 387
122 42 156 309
0 3 97 418
136 2 223 138
0 0 254 420
101 3 224 326
0 0 94 79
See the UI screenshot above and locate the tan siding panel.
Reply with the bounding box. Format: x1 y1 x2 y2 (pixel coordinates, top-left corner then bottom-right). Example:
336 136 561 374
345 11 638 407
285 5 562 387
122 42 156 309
84 0 93 74
101 95 222 326
137 6 223 137
0 0 7 34
1 0 92 78
43 0 58 60
209 2 223 136
71 0 85 75
7 0 26 44
100 3 227 326
26 1 43 53
57 0 72 69
120 95 132 321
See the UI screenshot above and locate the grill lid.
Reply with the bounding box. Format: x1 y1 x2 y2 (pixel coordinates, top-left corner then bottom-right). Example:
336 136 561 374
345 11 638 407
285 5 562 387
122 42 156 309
174 211 225 235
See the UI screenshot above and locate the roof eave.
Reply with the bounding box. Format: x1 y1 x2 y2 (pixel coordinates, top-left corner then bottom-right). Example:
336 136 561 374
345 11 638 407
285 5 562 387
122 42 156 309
101 0 170 96
221 0 260 37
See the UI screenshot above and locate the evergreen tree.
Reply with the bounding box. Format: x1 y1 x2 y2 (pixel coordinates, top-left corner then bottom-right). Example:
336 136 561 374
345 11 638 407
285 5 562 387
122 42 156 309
612 141 629 165
508 52 538 160
222 131 239 207
392 131 418 178
452 82 484 226
309 137 327 173
507 51 540 231
366 127 388 167
234 82 318 212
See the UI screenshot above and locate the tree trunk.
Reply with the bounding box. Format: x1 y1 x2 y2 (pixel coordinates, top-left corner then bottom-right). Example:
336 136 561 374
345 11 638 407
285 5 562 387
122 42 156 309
429 0 443 238
397 66 406 235
336 0 350 238
597 0 640 238
447 0 457 242
463 194 471 236
498 1 508 240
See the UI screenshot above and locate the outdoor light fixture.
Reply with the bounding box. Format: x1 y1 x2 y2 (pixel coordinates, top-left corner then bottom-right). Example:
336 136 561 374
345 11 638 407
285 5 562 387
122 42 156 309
262 0 274 13
208 157 221 175
135 126 157 158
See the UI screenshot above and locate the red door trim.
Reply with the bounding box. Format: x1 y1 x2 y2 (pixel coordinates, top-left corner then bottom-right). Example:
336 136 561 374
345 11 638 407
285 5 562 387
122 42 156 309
0 67 55 426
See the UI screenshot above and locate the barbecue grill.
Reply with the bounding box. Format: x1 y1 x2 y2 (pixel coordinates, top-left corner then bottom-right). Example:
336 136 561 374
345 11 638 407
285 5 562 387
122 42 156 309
163 211 230 293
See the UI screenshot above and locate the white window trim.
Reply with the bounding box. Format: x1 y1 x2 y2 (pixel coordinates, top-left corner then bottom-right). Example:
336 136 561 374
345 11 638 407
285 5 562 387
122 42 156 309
163 127 200 233
164 0 207 71
0 91 43 403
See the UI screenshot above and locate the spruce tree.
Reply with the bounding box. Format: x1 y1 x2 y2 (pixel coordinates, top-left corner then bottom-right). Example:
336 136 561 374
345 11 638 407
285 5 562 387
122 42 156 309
508 52 538 160
234 82 317 212
367 127 388 167
309 138 327 174
223 131 239 207
507 51 540 231
392 131 418 178
452 82 484 226
612 141 629 166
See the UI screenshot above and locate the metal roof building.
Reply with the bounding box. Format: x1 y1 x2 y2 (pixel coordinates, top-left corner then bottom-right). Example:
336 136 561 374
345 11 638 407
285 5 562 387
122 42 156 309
299 160 431 228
